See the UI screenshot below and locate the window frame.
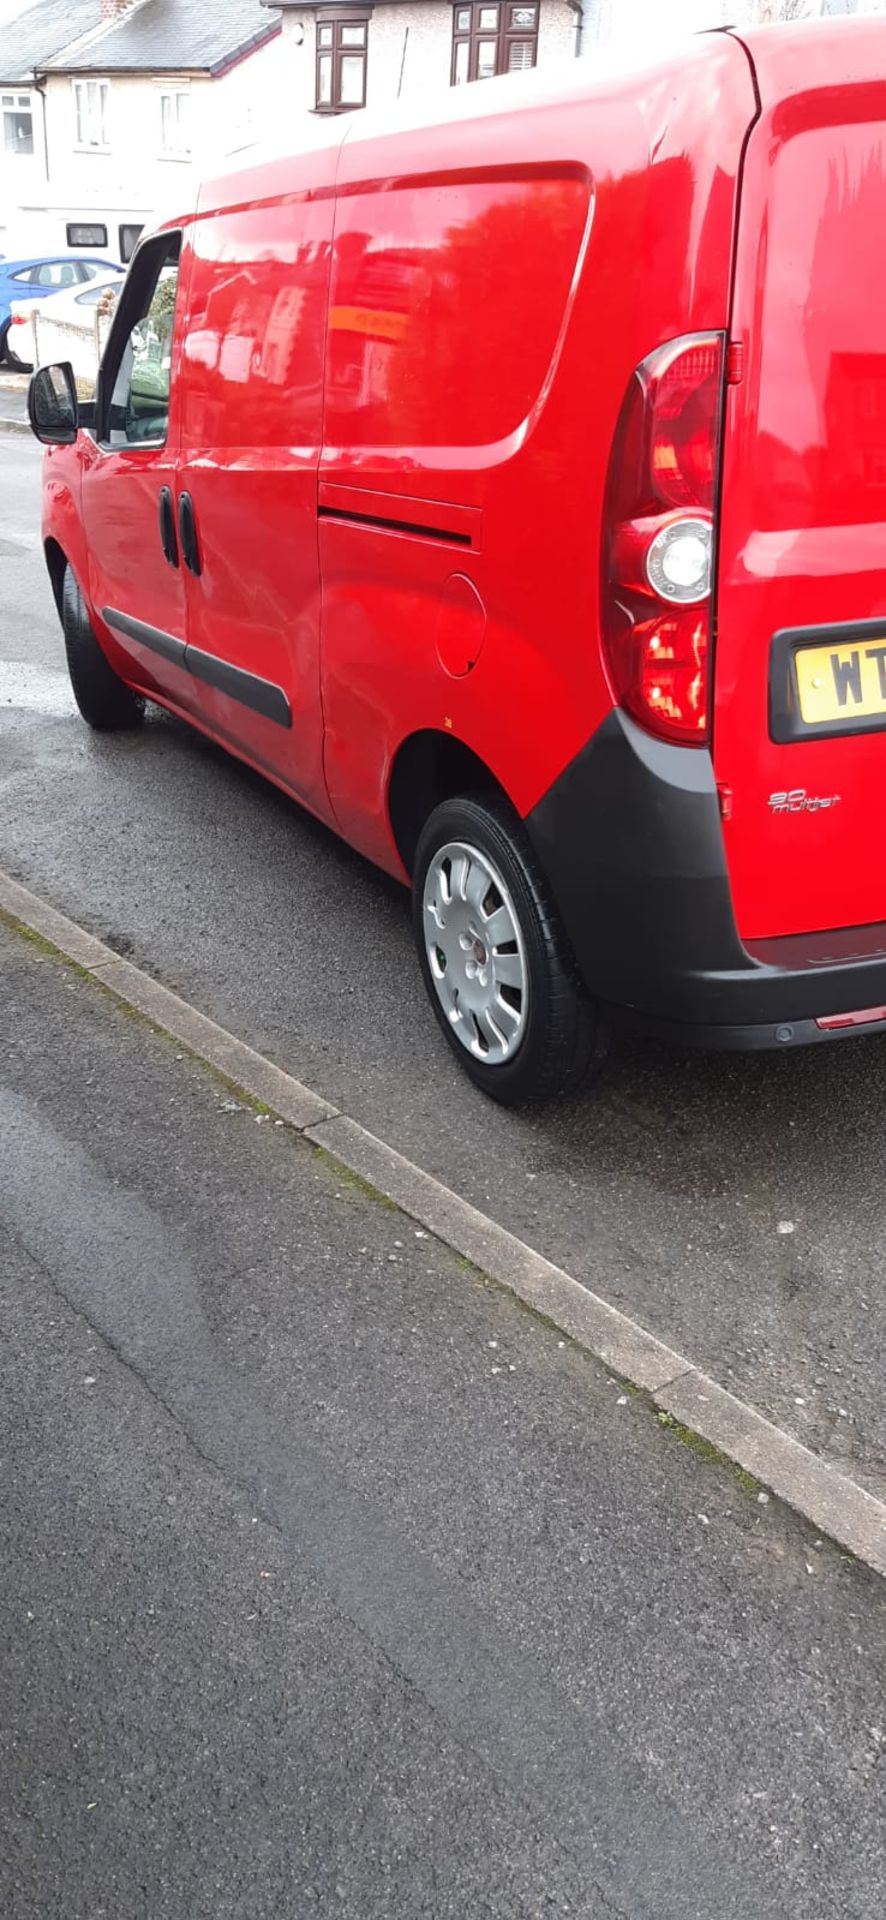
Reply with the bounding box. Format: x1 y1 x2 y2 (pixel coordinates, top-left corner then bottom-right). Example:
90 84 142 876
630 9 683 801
158 86 191 158
72 77 111 151
450 2 539 85
2 90 34 156
314 7 370 115
95 230 182 452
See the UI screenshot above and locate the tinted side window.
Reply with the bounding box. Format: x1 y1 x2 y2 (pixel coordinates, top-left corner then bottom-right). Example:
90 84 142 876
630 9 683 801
103 236 181 448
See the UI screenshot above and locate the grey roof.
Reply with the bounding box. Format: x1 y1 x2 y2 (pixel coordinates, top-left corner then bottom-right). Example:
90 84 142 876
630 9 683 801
41 0 282 77
0 0 103 85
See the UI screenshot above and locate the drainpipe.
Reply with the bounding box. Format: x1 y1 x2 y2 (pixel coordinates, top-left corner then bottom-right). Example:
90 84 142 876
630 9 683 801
33 76 50 181
572 0 585 58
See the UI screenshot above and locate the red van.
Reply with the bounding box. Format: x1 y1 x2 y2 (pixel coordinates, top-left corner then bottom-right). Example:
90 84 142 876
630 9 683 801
28 19 886 1103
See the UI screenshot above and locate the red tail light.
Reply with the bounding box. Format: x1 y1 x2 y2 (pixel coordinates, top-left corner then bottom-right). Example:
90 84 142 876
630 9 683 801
602 333 725 746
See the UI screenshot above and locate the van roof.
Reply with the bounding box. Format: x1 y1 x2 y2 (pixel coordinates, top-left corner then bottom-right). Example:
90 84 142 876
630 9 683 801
194 28 728 218
169 14 881 231
730 12 885 108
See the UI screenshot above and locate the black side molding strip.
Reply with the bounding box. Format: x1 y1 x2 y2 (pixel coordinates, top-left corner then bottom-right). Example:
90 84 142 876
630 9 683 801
317 504 472 548
186 645 291 728
102 609 292 730
103 606 186 670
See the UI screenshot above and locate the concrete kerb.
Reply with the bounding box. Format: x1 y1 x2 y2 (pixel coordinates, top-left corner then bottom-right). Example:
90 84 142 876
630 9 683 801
3 862 885 1579
657 1370 886 1576
0 418 30 436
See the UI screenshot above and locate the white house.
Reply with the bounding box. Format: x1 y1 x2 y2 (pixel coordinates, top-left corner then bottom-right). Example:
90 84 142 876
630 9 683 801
262 0 579 120
260 0 884 117
1 0 285 260
2 0 882 263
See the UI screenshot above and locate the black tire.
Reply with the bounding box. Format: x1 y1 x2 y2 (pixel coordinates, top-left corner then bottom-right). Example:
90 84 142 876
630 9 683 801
62 565 145 731
412 793 607 1106
1 322 32 374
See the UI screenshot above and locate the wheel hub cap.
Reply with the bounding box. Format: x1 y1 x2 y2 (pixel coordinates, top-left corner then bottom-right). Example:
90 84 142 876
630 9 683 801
423 840 528 1065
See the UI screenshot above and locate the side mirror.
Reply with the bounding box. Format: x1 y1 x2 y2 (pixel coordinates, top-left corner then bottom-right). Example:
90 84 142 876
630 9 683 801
28 362 78 446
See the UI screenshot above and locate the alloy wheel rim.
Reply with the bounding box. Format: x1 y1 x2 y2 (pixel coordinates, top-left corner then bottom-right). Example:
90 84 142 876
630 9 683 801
422 840 528 1065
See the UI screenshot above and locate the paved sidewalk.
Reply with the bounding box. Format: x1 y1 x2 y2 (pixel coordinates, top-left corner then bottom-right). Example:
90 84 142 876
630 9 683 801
2 918 885 1919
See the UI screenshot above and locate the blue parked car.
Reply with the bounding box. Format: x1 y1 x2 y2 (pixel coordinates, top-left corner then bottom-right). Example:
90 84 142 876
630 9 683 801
0 255 124 369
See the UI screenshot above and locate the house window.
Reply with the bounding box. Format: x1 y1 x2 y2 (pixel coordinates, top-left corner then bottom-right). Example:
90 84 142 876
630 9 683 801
66 222 108 249
159 89 190 157
451 2 538 83
73 79 110 149
119 223 144 263
2 92 34 156
315 10 369 113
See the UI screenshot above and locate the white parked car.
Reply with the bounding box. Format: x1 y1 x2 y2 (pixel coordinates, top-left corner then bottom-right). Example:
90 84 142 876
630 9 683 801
8 274 123 378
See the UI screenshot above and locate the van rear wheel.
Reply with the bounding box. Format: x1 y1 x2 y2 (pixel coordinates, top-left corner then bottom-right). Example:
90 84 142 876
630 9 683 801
413 794 605 1105
62 565 145 731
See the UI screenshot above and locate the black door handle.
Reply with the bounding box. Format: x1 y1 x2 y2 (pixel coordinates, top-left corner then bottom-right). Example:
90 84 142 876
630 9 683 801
178 491 201 576
158 487 178 568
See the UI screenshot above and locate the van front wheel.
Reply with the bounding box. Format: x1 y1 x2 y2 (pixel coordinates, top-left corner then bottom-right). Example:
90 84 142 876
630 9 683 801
413 795 605 1105
62 565 145 731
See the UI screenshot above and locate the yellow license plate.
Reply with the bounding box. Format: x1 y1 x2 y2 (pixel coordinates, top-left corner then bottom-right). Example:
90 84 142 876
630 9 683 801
795 639 886 725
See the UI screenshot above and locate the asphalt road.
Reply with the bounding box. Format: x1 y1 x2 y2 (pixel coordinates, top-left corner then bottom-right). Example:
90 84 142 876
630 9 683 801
3 918 886 1919
2 431 885 1500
